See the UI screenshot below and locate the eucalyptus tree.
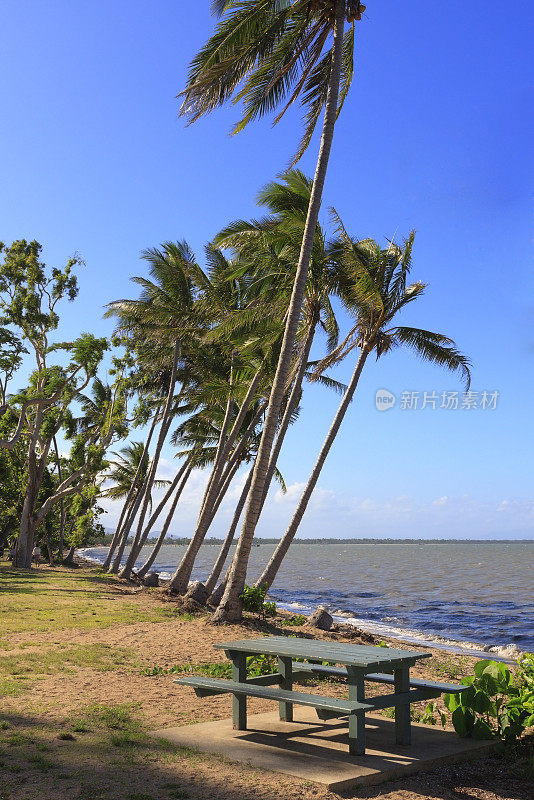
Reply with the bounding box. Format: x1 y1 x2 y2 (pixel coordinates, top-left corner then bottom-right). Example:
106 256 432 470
0 240 126 568
254 229 471 592
180 1 366 620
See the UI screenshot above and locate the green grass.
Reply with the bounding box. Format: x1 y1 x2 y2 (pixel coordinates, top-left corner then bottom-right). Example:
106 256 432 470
0 677 30 697
429 654 471 681
0 565 168 635
0 643 138 697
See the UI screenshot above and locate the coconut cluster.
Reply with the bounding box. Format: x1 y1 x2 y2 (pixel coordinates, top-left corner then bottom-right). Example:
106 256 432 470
346 1 366 23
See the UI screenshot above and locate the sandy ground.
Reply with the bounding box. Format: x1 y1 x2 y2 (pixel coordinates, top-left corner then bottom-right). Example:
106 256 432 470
0 563 532 800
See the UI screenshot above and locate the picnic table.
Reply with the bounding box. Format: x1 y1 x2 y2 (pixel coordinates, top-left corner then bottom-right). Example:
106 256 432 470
176 635 467 756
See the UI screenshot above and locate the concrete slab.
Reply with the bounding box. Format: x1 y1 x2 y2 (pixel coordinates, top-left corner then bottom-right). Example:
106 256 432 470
151 709 496 792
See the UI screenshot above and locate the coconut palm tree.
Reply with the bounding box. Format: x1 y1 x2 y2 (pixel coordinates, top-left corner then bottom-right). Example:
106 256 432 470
253 229 471 593
101 440 169 572
213 170 346 521
106 242 198 578
180 0 365 620
166 243 287 594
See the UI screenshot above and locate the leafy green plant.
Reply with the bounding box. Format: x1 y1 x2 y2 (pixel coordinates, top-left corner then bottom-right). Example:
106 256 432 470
281 614 307 626
142 654 277 679
420 702 447 727
444 655 534 740
240 585 276 619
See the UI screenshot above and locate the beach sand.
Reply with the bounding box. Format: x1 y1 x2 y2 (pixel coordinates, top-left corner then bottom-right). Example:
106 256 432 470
0 561 532 800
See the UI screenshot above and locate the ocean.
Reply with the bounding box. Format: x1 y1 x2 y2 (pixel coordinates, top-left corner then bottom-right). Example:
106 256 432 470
81 540 534 658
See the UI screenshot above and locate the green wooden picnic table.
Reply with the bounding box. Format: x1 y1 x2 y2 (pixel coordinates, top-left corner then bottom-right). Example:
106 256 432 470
176 636 466 756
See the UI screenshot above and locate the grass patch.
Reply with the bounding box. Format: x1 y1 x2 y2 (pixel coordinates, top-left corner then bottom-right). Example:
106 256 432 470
0 565 167 635
87 703 140 730
142 654 277 679
0 643 138 697
0 677 30 698
429 654 471 681
164 787 190 799
0 642 137 676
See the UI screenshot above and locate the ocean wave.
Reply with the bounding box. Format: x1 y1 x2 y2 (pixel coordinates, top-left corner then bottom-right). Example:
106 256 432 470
274 601 524 662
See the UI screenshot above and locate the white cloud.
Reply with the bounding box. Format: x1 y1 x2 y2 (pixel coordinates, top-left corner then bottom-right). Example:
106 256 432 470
275 482 306 503
99 460 534 540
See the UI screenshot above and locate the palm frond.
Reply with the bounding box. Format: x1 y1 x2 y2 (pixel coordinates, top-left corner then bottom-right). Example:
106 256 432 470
391 326 472 389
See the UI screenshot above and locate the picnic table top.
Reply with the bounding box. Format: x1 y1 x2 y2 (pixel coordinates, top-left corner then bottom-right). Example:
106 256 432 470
214 636 431 670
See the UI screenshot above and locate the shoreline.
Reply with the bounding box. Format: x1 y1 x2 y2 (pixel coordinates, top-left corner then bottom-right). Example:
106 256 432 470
76 550 525 663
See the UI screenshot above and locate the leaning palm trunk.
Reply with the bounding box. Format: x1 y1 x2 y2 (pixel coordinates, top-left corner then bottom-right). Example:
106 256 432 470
204 468 253 596
102 410 160 571
167 455 242 594
255 347 369 592
108 480 148 573
102 494 133 571
168 369 263 594
213 0 346 622
257 324 316 519
136 463 194 579
126 455 191 569
119 340 180 580
53 437 66 559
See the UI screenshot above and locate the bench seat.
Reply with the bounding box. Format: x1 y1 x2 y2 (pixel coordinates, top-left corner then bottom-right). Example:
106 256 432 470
175 675 372 715
291 661 470 695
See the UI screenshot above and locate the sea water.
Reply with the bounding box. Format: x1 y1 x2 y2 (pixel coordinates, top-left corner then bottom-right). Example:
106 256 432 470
81 540 534 657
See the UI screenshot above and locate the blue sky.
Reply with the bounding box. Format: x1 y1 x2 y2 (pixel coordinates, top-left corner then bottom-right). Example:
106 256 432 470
1 1 533 539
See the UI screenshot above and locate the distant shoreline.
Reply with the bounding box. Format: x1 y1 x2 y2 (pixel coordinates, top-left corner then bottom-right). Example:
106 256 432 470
96 535 533 546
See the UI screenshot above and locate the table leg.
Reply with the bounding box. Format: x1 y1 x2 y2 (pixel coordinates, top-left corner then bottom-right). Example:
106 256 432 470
394 667 411 745
347 668 366 755
231 651 247 730
278 656 293 722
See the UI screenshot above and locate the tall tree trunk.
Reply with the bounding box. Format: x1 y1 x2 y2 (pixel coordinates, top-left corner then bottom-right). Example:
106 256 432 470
168 456 241 594
53 436 65 559
198 366 234 520
63 544 76 564
122 456 191 576
102 496 132 570
255 347 369 592
136 463 193 579
102 410 160 571
212 1 346 622
204 468 253 595
168 368 263 595
108 481 147 573
136 457 190 546
257 323 316 519
13 465 39 569
119 340 180 579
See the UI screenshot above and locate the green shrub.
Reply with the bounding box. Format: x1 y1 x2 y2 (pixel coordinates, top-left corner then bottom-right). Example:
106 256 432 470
240 585 276 619
281 614 307 626
444 654 534 740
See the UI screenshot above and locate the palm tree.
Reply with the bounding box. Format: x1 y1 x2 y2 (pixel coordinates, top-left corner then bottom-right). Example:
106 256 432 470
213 170 345 522
180 0 365 620
106 242 197 578
102 440 169 572
254 229 471 593
166 243 286 594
